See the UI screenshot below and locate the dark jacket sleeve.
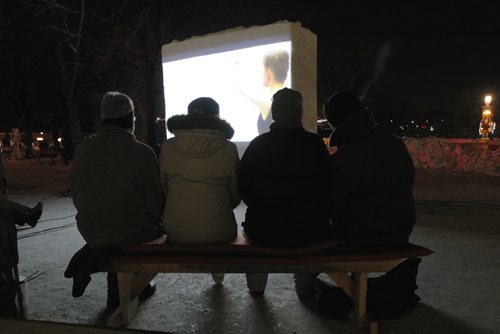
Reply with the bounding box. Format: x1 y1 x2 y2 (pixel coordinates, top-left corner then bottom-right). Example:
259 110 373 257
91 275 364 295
237 140 259 207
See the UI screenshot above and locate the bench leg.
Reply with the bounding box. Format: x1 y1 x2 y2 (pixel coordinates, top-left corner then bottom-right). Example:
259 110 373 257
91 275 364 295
327 272 354 297
328 272 370 329
107 272 157 327
352 272 368 327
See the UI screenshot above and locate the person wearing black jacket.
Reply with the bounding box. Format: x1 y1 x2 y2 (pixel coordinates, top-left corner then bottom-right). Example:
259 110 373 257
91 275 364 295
323 90 415 249
238 88 332 297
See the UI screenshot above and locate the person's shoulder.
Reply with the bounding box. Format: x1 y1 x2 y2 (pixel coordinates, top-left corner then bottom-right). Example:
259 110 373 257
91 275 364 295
374 128 408 148
303 129 324 139
299 130 327 145
226 140 238 151
74 134 99 152
377 128 402 140
249 133 271 145
131 139 157 157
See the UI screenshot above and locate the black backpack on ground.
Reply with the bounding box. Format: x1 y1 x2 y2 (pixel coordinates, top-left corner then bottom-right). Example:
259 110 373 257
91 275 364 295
367 257 422 320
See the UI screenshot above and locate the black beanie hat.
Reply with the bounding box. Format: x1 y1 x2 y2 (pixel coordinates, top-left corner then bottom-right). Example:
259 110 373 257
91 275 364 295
271 88 303 123
323 90 362 127
187 97 220 117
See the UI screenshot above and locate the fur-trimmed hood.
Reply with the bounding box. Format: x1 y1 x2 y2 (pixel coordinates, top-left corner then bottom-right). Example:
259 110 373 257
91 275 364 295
166 114 234 140
164 114 235 158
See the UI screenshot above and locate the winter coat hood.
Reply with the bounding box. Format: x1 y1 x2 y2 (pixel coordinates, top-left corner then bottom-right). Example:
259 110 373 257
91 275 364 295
165 114 235 158
167 114 234 139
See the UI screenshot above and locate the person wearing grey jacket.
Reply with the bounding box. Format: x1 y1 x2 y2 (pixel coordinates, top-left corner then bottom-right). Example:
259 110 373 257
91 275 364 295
71 92 165 250
70 91 164 307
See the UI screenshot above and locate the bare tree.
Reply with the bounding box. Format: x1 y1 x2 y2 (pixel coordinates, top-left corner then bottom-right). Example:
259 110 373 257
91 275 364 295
3 0 166 157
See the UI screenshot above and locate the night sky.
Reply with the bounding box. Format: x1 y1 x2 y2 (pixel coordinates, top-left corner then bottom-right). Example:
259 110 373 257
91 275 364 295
306 2 499 114
0 1 498 137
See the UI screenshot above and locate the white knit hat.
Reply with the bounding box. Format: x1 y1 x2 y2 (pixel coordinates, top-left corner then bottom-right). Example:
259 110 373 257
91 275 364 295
100 91 134 119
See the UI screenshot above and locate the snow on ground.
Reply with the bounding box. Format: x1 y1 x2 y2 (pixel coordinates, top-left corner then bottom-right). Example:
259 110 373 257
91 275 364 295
404 137 500 176
2 138 500 333
2 136 500 195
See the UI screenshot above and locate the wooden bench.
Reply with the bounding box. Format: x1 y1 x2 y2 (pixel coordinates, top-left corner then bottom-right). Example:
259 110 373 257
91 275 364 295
103 236 433 332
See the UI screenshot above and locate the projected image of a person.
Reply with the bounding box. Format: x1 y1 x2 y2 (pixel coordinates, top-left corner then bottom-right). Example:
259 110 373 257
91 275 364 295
234 49 290 134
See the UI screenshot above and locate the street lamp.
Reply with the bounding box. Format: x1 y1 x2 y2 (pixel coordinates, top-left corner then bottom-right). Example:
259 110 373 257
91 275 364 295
485 95 492 106
479 94 495 140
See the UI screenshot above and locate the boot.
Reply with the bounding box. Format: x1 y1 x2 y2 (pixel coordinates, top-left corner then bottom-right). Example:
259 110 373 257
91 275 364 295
27 202 43 228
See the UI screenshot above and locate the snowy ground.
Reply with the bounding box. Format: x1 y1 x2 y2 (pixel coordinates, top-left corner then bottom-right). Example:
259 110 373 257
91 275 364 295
404 137 500 176
2 138 500 333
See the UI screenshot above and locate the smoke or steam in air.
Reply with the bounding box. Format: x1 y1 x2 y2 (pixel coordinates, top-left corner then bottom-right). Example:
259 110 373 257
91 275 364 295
359 41 394 101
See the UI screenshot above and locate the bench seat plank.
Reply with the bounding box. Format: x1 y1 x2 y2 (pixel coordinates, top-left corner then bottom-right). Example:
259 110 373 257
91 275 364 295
106 242 433 273
120 235 341 256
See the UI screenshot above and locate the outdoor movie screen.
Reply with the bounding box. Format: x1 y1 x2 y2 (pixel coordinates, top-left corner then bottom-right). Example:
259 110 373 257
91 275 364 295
162 40 292 142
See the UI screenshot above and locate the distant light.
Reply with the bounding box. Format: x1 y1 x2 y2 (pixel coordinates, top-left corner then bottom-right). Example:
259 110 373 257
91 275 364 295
57 137 62 143
40 132 44 135
484 109 491 115
430 126 434 131
411 120 414 124
485 95 492 105
390 119 393 122
36 137 44 141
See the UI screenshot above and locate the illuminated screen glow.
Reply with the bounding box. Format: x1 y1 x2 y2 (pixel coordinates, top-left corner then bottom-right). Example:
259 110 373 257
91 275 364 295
162 41 292 141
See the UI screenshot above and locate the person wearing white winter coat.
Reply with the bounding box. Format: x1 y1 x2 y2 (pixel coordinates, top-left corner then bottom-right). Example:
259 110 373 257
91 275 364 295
159 97 240 246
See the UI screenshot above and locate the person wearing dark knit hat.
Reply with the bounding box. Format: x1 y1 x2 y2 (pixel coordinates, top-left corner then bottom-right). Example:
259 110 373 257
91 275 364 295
323 89 362 128
187 97 220 117
271 88 303 126
238 87 332 298
323 89 416 250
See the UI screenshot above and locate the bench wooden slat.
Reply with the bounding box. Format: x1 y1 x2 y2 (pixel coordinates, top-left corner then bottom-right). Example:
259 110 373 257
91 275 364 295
121 235 342 256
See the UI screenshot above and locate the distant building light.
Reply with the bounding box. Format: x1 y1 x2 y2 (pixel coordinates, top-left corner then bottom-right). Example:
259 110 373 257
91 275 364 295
36 137 44 141
57 137 62 143
430 126 434 131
